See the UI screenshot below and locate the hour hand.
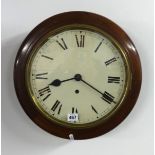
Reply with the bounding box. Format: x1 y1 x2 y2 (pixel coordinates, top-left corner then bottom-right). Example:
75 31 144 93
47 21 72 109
50 79 61 87
50 74 82 87
50 77 75 87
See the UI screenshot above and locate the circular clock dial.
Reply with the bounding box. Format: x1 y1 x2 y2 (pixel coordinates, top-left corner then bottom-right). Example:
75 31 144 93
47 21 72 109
27 28 128 126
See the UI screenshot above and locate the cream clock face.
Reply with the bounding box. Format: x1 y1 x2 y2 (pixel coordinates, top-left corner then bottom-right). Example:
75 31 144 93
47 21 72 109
28 29 127 126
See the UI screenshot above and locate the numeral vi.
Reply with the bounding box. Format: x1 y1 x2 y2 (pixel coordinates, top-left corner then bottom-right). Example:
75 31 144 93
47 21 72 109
72 107 78 113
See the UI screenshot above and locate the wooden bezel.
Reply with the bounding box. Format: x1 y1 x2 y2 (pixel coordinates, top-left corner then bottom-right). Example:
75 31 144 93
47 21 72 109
14 11 142 139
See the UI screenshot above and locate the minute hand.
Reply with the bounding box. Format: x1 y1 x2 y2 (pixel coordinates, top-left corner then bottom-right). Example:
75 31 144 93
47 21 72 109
81 79 104 96
81 79 116 104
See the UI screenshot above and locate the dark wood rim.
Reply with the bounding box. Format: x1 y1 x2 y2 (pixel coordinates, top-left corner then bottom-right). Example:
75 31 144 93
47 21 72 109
14 11 142 139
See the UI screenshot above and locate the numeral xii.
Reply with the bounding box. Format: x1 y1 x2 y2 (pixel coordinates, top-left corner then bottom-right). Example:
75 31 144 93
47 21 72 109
75 35 85 47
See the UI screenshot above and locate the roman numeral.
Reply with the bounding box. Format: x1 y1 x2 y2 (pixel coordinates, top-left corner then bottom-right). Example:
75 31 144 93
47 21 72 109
51 100 62 114
105 57 117 66
72 107 78 113
101 91 115 104
57 104 62 115
108 76 120 84
56 38 68 50
42 94 51 101
38 86 51 101
75 35 85 47
94 39 104 52
35 72 48 79
91 105 98 114
41 55 53 60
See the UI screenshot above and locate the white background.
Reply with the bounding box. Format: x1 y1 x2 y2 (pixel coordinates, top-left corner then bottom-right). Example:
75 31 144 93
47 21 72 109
2 0 154 155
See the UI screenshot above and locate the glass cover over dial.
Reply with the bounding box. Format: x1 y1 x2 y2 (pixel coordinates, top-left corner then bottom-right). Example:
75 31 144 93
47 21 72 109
27 28 129 127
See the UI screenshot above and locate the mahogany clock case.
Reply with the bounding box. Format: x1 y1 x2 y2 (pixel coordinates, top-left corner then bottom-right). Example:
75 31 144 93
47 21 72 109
14 11 142 139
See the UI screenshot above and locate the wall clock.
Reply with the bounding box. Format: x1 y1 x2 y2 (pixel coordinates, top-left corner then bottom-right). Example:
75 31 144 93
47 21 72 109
14 11 142 139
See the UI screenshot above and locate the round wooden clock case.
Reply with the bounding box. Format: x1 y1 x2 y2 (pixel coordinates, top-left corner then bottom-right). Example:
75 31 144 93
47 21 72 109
14 11 142 139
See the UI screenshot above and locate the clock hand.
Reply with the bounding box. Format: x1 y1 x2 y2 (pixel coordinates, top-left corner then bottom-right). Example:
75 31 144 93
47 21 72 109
50 73 83 87
75 74 118 104
50 77 75 87
74 74 104 96
81 79 104 96
50 73 104 97
77 74 116 103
